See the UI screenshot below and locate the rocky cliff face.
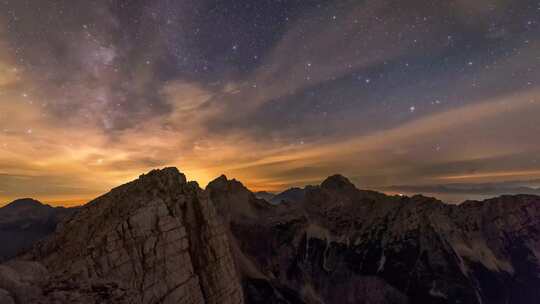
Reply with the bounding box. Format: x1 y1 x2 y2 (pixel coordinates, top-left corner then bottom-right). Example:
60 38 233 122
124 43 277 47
0 168 244 304
207 174 540 304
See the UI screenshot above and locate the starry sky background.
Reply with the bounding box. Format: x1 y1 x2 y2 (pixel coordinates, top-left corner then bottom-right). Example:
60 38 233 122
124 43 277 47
1 0 540 205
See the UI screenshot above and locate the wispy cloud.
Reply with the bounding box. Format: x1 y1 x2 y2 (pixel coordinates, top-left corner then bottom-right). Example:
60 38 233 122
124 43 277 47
0 0 539 204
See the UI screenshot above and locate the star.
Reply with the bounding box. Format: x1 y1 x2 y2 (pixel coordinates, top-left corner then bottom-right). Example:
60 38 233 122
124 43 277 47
0 0 538 205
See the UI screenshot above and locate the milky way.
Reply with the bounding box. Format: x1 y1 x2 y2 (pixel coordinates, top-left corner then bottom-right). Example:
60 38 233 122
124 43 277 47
1 0 540 205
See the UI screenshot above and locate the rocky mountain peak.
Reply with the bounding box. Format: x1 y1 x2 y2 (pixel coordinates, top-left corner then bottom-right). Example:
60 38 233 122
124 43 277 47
207 174 248 193
206 174 269 221
4 167 244 304
213 174 229 183
321 174 356 190
137 166 187 185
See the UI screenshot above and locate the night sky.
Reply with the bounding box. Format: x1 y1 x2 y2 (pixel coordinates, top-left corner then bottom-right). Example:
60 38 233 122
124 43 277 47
1 0 540 205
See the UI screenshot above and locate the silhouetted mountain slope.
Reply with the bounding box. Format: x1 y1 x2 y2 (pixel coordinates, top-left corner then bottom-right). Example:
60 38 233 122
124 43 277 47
0 199 76 262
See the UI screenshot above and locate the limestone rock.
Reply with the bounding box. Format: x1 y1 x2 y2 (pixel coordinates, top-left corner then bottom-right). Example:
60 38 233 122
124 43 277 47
5 168 243 304
207 175 540 304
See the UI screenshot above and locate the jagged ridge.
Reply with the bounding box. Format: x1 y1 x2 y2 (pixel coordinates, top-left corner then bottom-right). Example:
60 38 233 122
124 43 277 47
1 168 244 304
207 174 540 304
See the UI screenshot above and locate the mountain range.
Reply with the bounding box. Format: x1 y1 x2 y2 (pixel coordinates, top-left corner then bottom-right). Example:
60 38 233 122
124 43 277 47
0 168 539 303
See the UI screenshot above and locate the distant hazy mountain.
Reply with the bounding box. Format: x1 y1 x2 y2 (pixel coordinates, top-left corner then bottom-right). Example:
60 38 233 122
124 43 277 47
269 186 306 204
0 198 76 262
256 187 307 205
1 168 539 304
385 180 540 203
